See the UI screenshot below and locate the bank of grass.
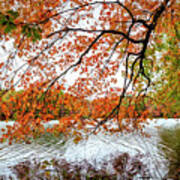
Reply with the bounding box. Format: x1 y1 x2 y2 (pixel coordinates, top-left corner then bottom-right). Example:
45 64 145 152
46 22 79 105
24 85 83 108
10 152 149 179
158 125 180 179
32 130 67 147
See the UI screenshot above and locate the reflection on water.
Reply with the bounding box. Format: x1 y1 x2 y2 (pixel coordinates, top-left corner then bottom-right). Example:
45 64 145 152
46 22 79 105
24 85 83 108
0 119 179 178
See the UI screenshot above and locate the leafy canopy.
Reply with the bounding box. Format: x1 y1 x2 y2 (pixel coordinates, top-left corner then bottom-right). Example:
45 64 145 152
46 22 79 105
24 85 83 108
0 0 179 143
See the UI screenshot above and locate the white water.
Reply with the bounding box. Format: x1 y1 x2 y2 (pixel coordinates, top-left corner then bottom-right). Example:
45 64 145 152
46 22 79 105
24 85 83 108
0 118 179 179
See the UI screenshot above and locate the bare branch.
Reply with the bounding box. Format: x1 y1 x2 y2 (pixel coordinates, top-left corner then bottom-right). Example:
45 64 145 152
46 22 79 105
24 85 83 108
46 32 104 91
92 0 170 132
47 27 145 44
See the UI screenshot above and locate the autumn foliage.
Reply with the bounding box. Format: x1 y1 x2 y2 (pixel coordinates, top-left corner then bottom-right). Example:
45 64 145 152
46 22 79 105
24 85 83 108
0 0 179 143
